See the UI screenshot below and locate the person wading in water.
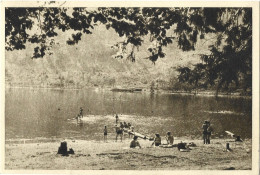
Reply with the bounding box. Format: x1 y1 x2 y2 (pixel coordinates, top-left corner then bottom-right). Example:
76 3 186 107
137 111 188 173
104 126 108 142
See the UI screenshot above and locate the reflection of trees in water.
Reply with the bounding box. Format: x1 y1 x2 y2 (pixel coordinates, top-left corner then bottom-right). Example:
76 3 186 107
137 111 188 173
5 88 252 139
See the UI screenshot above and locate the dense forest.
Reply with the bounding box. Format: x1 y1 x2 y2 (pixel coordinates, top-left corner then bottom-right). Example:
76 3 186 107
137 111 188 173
5 7 252 95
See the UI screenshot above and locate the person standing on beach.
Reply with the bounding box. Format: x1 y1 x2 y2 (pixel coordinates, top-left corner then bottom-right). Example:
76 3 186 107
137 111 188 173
129 126 134 138
206 122 213 144
104 126 108 142
115 125 123 142
120 122 124 129
115 114 119 124
124 121 128 129
76 114 80 124
202 120 208 144
79 107 83 118
128 123 131 129
127 123 132 138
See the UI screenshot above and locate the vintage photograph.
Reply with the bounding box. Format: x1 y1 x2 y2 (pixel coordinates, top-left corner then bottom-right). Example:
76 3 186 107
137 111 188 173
2 1 258 172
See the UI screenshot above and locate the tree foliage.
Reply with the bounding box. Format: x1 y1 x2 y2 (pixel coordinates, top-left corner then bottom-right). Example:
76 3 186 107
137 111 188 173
177 8 252 95
5 7 252 94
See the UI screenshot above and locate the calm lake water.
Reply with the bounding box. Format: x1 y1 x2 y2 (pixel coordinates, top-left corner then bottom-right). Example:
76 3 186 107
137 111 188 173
5 88 252 141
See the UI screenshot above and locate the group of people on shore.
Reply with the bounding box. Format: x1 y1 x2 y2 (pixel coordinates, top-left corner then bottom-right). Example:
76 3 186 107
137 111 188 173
116 115 134 142
109 114 214 148
103 114 135 142
202 120 213 144
150 132 174 146
104 114 177 148
130 132 174 148
79 110 213 147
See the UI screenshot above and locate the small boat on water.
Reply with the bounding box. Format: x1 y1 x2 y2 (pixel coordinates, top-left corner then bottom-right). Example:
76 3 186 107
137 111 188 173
111 88 142 93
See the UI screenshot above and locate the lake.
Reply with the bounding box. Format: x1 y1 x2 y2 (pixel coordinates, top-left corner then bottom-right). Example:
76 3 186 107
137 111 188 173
5 88 252 141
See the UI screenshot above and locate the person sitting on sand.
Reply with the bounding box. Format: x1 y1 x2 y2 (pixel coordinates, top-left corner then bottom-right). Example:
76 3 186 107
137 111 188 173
165 132 174 145
202 120 208 144
130 136 141 148
115 125 123 142
151 133 161 146
104 126 108 142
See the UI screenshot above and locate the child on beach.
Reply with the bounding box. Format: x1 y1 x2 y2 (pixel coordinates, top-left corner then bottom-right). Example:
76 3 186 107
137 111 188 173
104 126 108 142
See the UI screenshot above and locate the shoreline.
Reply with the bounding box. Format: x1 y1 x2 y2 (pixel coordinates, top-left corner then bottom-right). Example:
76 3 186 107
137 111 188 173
5 137 252 170
5 86 252 98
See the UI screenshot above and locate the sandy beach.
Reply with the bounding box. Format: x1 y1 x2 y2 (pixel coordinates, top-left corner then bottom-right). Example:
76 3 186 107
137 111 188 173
5 137 251 170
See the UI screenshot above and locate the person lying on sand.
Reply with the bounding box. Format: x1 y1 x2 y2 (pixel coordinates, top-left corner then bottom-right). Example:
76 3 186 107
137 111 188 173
151 133 161 146
165 131 174 145
177 141 193 152
130 136 141 148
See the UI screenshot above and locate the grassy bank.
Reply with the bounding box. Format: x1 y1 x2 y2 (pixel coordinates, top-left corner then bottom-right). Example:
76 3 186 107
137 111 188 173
5 138 251 170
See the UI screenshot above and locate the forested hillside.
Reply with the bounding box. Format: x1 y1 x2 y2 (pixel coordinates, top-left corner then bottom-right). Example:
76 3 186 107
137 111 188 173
5 25 211 89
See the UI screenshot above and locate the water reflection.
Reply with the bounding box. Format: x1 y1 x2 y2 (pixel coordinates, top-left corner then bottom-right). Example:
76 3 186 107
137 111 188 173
5 88 252 141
